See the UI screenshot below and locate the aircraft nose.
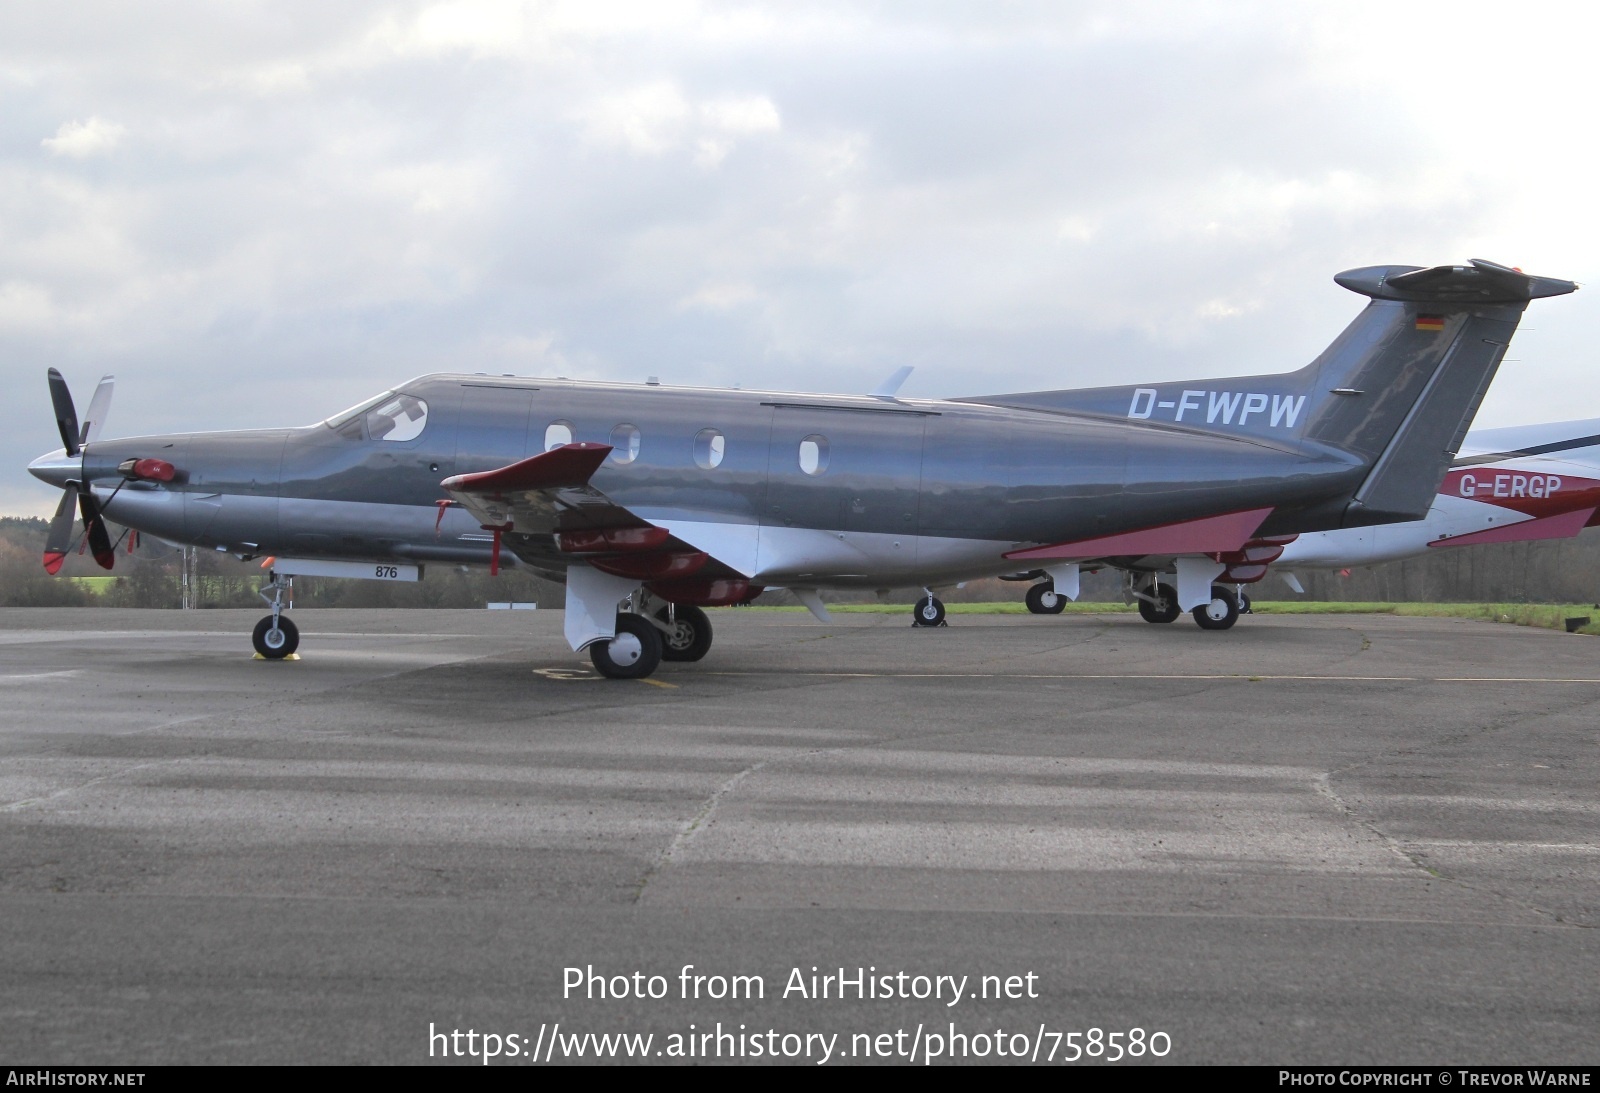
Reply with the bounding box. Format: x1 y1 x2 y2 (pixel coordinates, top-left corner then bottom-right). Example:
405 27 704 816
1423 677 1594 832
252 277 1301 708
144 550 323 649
28 448 79 489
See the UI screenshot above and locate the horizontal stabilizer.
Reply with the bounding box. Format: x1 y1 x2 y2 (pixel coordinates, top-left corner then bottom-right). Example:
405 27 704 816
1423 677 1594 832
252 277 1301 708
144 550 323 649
1004 507 1272 561
1335 259 1576 304
1427 507 1596 549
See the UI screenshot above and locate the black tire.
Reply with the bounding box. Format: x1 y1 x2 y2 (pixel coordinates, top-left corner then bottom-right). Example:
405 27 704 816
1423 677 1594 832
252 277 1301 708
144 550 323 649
1192 586 1240 631
1025 582 1066 615
912 595 946 627
589 614 663 679
656 605 713 662
1137 583 1181 624
1238 591 1253 615
252 615 299 659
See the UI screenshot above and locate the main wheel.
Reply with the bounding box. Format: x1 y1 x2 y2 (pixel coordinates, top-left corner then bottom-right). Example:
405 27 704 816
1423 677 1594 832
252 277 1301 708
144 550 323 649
1025 582 1066 615
912 595 946 627
1137 583 1181 624
589 614 663 679
252 615 299 659
1192 586 1240 631
656 605 713 662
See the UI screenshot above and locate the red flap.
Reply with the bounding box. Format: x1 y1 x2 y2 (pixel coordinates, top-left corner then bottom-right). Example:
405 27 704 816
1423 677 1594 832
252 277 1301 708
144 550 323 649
441 443 612 495
1004 507 1273 561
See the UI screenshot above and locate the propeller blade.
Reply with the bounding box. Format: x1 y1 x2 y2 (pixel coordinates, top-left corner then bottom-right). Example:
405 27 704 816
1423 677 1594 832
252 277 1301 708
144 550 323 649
78 490 116 571
47 368 81 457
81 374 114 446
43 486 78 575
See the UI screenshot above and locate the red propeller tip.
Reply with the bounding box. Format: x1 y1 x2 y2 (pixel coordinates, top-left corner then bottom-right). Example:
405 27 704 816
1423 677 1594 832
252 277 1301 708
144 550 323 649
42 552 65 575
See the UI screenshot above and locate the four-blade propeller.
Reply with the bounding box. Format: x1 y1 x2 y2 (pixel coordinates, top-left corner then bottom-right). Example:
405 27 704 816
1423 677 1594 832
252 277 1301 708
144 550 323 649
41 368 117 574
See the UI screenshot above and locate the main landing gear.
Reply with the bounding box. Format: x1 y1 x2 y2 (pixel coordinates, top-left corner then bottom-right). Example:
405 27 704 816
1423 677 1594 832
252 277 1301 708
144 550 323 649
589 594 717 679
1192 585 1240 631
1129 574 1242 631
1025 581 1066 615
589 614 662 679
1136 581 1181 624
912 590 947 627
656 604 713 661
252 571 299 659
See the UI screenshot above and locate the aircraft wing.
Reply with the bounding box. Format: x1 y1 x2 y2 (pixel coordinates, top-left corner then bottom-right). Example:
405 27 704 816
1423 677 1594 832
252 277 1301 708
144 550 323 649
440 443 752 599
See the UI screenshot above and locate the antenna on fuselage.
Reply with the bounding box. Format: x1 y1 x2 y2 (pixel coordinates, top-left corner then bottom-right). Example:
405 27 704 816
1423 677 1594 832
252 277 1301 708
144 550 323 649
869 366 914 401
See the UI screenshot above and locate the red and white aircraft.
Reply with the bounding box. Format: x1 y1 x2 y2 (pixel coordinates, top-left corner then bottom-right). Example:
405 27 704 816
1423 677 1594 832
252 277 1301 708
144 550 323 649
1275 417 1600 580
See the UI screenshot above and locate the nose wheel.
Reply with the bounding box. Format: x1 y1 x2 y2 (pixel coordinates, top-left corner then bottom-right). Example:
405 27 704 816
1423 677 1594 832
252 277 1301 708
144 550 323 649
253 570 299 658
912 593 947 627
252 615 300 658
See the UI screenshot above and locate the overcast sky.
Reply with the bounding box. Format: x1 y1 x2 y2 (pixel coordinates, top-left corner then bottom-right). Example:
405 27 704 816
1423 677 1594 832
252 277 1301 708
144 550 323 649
6 1 1600 515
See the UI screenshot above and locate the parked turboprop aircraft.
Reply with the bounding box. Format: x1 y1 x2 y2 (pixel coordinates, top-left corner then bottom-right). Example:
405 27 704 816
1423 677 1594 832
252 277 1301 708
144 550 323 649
1014 417 1600 628
28 260 1575 678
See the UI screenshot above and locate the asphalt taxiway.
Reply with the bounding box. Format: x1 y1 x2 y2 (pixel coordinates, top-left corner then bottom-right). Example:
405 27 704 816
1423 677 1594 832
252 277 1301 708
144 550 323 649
1 606 1596 1064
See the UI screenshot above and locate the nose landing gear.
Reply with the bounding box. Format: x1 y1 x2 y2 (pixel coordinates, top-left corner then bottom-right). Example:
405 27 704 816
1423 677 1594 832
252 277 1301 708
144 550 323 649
252 571 300 659
912 590 947 627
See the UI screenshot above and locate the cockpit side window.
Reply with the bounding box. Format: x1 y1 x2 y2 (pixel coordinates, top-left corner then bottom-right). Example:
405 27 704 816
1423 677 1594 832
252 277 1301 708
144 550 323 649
366 395 429 442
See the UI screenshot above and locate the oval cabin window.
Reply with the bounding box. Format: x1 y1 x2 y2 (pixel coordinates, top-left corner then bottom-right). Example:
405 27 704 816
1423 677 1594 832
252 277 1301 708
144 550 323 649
694 428 725 469
544 420 575 451
610 423 641 464
799 435 829 476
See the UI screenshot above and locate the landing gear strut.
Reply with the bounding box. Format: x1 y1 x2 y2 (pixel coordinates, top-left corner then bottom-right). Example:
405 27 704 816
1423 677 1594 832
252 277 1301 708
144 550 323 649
253 571 299 658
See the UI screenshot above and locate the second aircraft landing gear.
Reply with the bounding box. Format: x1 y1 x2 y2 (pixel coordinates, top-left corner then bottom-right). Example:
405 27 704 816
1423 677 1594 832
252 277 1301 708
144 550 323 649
253 571 299 659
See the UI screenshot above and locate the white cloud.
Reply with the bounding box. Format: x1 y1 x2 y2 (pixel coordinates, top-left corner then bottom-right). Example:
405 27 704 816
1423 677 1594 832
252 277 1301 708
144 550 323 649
41 116 126 158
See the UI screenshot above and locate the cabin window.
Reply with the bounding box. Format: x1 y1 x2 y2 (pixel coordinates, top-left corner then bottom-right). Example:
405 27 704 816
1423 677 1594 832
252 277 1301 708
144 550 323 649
694 428 725 469
366 395 428 442
799 435 829 476
610 423 641 464
545 420 575 451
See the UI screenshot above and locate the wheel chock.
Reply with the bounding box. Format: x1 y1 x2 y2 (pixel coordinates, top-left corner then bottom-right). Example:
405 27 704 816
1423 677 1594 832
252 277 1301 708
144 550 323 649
251 653 302 661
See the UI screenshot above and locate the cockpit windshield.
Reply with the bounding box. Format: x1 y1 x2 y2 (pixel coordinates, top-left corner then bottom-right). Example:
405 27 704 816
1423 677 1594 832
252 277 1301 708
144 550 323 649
322 391 394 430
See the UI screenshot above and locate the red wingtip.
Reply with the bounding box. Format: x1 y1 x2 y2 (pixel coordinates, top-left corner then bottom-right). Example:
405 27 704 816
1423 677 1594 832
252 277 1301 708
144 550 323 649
42 552 66 575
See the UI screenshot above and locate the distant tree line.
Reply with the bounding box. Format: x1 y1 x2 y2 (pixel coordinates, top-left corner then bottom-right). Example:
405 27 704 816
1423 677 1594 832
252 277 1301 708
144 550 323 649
2 515 1597 609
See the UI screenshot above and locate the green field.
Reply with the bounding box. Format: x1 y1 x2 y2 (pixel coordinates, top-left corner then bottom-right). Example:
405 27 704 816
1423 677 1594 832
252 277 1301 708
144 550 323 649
68 577 118 593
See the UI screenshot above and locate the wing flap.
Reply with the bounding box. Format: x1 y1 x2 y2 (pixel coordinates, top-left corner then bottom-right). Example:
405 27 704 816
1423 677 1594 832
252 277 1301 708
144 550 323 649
1004 507 1273 562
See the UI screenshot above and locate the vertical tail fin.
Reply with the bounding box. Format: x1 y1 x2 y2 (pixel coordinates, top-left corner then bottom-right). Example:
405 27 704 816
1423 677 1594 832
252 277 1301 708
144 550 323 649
962 259 1576 525
1325 260 1575 524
